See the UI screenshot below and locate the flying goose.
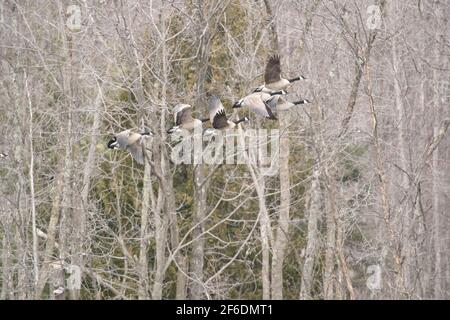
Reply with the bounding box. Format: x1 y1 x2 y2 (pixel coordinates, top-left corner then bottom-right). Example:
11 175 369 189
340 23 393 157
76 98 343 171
0 152 7 158
167 104 209 133
265 94 310 111
254 55 306 93
208 95 249 130
107 129 153 164
233 91 281 120
233 92 310 120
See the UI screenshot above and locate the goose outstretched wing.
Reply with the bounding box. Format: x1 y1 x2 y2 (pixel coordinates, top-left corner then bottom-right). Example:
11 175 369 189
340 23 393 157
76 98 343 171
264 55 282 84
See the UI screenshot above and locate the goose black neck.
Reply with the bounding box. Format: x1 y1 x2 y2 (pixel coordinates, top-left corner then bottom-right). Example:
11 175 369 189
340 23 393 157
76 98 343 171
294 100 308 105
234 117 247 124
288 77 302 83
270 90 284 96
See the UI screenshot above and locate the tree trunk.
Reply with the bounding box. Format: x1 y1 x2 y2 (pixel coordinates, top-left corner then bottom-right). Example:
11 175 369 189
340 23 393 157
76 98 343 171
259 180 272 300
391 17 412 297
271 110 291 300
25 73 39 290
151 184 168 300
432 129 443 299
323 175 337 299
263 0 293 301
190 165 208 299
300 168 321 299
189 21 211 300
138 160 151 299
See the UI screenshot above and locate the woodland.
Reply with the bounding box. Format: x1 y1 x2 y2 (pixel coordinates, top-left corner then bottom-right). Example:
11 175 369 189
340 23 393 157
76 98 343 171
0 0 449 300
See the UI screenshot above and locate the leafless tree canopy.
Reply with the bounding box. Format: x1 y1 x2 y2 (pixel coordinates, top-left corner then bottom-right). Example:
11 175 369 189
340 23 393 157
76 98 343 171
0 0 448 300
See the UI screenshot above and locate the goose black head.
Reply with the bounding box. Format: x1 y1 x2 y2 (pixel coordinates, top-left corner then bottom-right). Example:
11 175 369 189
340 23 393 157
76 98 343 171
107 137 118 149
233 98 244 109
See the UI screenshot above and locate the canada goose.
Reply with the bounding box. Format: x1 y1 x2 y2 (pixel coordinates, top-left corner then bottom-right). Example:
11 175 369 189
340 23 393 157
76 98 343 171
265 94 310 111
0 152 7 158
208 95 249 130
254 55 306 92
232 92 280 120
107 129 153 164
167 104 209 134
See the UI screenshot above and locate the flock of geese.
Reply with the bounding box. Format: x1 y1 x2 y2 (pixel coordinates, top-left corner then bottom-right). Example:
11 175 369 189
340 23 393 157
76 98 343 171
107 56 310 164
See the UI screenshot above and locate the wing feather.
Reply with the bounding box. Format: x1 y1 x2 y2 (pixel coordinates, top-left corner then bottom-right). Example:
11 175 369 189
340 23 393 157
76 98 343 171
264 55 282 84
127 143 145 164
245 93 272 118
176 106 193 125
212 109 229 129
173 104 192 124
208 95 225 123
266 95 292 111
115 130 131 150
